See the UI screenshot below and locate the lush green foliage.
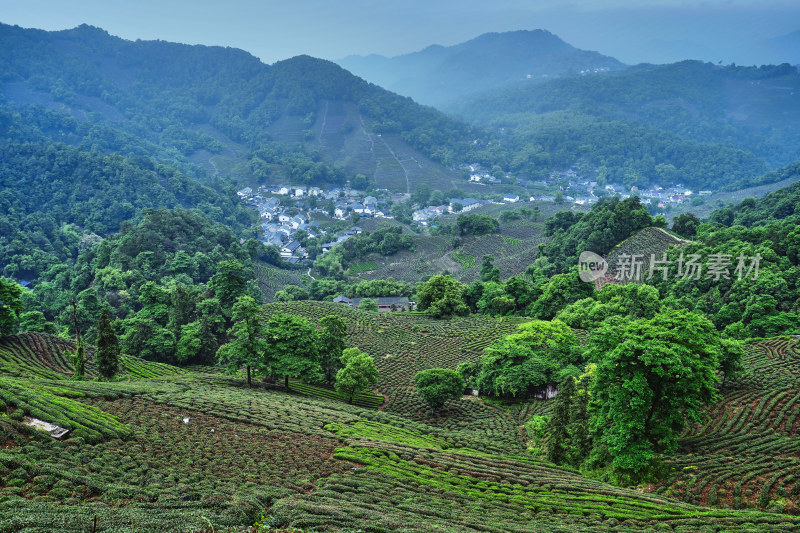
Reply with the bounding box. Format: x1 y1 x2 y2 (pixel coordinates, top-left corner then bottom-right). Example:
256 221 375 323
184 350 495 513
335 347 379 403
457 213 499 236
458 60 800 184
587 310 724 479
0 280 24 336
542 196 655 274
318 315 347 383
263 312 322 387
475 320 578 398
0 136 253 283
216 295 266 386
414 368 464 410
416 275 470 318
95 308 119 379
0 23 479 191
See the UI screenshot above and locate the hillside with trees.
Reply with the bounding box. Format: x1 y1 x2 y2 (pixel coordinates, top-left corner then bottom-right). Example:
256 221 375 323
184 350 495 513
0 23 478 193
453 61 800 187
1 18 800 533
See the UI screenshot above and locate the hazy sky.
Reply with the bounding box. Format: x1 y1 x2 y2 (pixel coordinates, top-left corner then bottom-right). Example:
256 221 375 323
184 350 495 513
1 1 798 65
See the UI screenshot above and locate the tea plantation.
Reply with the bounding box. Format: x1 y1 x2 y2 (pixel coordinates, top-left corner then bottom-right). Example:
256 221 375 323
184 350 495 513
1 308 799 532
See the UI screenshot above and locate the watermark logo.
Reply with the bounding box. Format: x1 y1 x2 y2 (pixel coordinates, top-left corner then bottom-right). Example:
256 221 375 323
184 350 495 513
578 251 608 282
578 251 761 283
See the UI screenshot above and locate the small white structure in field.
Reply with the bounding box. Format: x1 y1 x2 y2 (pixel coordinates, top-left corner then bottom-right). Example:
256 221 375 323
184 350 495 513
24 416 70 439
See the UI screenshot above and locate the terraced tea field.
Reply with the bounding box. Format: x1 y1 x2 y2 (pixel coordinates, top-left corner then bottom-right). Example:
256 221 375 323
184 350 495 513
0 332 181 381
653 336 800 513
357 217 551 284
605 227 688 279
2 309 800 531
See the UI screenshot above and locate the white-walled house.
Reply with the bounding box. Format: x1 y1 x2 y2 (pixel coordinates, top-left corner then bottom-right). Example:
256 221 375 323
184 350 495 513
449 198 485 213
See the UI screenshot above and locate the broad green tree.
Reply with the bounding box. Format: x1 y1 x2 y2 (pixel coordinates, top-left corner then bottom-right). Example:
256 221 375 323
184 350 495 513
414 368 464 411
217 295 266 387
264 312 321 389
527 270 593 320
358 298 378 312
416 275 469 318
96 308 120 379
209 260 247 313
335 347 378 403
475 320 578 398
18 311 58 335
587 310 721 481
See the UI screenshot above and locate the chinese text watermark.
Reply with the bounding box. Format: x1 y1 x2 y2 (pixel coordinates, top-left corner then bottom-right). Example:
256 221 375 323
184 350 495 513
579 252 761 283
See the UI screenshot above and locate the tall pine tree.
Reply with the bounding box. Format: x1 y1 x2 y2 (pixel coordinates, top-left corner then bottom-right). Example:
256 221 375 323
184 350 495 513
96 308 120 379
545 376 575 465
318 315 347 383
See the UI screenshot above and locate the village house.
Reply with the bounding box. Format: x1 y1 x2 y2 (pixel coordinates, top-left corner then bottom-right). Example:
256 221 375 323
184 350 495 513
290 215 307 229
280 240 304 258
333 296 416 312
449 198 486 213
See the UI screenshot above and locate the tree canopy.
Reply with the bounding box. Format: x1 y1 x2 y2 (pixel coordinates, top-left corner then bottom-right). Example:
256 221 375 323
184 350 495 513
587 310 725 480
414 368 464 411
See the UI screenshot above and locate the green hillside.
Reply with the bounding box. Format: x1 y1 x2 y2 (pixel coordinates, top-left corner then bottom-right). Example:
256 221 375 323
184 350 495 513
0 332 181 380
0 23 475 193
351 202 568 284
456 61 800 170
2 306 800 531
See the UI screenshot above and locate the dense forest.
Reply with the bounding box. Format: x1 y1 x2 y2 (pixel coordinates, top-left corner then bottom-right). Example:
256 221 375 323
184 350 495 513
456 61 800 171
0 118 255 282
0 23 477 189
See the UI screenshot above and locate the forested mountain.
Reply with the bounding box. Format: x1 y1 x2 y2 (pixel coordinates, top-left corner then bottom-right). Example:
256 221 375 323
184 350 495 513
0 23 477 192
455 60 800 171
0 108 255 281
337 30 625 108
707 161 800 226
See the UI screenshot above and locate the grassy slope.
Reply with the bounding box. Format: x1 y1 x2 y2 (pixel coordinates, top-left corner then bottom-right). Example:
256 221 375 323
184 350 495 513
1 314 799 531
353 201 575 284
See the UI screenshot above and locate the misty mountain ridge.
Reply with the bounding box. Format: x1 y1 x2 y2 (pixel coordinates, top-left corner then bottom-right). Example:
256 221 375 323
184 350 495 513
337 29 625 108
453 59 800 170
0 23 474 192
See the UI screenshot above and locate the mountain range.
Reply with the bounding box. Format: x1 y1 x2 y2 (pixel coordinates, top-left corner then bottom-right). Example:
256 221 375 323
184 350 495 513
0 23 474 193
337 29 625 108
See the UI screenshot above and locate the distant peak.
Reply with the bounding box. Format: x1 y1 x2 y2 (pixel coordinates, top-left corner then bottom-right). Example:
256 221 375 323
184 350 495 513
69 24 110 35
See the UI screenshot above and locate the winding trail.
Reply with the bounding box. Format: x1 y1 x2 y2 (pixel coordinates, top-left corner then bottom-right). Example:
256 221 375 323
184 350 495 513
359 115 410 194
377 134 411 194
319 101 329 139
